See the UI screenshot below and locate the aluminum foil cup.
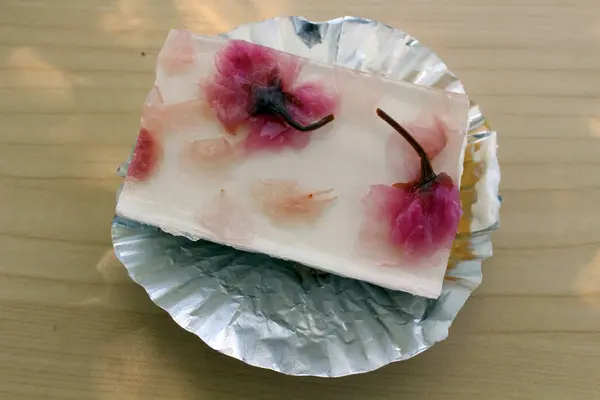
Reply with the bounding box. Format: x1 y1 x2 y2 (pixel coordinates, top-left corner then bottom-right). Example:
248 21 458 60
112 16 501 377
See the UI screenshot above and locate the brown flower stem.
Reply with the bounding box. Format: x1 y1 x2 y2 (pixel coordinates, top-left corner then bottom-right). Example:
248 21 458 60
269 101 335 132
250 84 335 132
376 108 437 186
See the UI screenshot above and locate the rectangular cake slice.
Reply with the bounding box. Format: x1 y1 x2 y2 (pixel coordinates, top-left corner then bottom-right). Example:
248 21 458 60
116 29 470 299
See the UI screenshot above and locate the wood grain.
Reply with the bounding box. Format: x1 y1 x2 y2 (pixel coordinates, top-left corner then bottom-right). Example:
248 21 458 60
1 0 599 398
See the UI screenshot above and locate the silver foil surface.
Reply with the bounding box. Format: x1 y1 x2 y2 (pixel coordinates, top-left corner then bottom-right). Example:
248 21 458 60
112 16 501 377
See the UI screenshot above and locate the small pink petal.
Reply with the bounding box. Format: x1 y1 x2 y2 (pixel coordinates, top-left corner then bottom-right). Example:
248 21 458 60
144 85 164 107
359 185 408 264
127 128 162 182
288 82 339 126
158 30 196 73
243 116 310 152
362 184 408 222
384 92 460 179
142 99 203 135
252 179 336 225
141 107 164 134
202 75 251 134
385 116 449 180
199 189 253 245
163 100 204 131
276 52 303 92
140 86 165 133
214 40 279 86
184 137 235 166
260 120 288 139
426 91 464 137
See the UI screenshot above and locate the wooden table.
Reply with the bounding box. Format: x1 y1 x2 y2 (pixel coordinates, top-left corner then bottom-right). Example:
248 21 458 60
2 0 599 398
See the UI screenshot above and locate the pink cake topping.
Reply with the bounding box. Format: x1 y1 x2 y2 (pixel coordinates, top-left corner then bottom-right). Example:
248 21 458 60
203 40 338 152
127 128 162 181
252 179 337 224
362 109 462 258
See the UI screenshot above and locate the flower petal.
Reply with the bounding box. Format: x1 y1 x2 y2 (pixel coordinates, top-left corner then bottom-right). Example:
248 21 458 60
205 40 335 148
362 184 408 221
288 81 338 126
385 115 449 181
252 179 336 225
127 128 161 181
199 189 254 245
184 137 235 165
214 40 279 86
359 184 409 263
276 52 303 91
203 75 251 133
142 99 204 136
140 86 165 133
158 30 196 73
243 116 310 152
390 175 462 256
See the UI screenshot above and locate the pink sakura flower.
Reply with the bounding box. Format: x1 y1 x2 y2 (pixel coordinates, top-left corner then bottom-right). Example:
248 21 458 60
385 116 449 180
158 30 196 73
362 109 462 259
202 40 338 152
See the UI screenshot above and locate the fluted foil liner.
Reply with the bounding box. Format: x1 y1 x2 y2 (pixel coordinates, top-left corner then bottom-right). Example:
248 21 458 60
112 16 501 377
